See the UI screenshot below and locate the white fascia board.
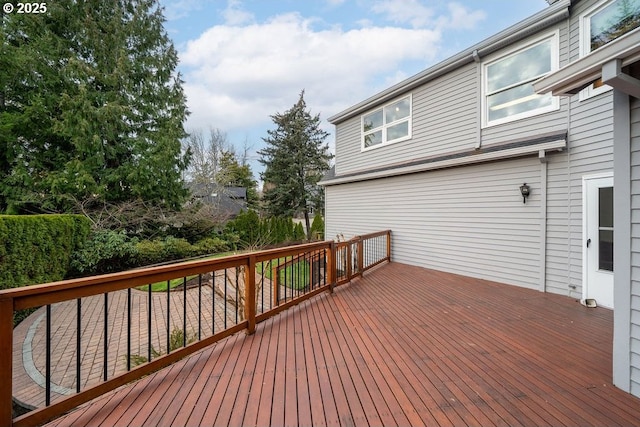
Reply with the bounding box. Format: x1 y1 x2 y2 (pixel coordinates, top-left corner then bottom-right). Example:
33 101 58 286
534 29 640 96
319 139 566 186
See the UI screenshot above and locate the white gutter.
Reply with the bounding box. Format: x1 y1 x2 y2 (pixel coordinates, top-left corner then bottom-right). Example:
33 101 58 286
320 138 566 186
534 29 640 96
328 0 571 124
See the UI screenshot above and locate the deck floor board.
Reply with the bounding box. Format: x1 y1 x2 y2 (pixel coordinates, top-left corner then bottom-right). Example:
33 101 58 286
44 262 640 427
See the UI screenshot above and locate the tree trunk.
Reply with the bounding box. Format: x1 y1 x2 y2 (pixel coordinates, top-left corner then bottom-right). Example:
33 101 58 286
304 208 311 241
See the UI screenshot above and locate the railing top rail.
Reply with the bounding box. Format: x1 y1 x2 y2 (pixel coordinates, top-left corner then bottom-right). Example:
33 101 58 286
335 230 391 246
0 233 391 309
2 230 392 427
0 240 332 310
356 230 391 239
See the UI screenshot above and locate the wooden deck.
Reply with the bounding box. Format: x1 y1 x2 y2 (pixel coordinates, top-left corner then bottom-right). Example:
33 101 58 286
43 262 640 427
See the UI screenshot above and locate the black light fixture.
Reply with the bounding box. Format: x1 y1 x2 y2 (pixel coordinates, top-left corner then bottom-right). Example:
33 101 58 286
520 183 530 204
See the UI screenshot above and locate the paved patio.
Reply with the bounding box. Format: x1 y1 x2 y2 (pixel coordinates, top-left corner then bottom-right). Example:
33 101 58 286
12 269 278 410
39 262 640 427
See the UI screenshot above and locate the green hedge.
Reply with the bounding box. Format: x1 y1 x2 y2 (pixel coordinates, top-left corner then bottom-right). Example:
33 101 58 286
68 232 232 276
224 211 302 249
134 236 230 266
0 214 91 291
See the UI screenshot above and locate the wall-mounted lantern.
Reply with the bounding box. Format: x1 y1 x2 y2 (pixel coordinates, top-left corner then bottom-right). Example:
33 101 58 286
520 183 531 204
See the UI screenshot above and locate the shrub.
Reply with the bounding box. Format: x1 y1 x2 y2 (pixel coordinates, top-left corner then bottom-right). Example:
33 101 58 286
136 236 232 267
224 212 303 250
0 214 91 326
0 214 91 289
310 215 324 240
134 239 166 266
162 236 198 260
293 222 305 241
68 230 139 276
194 237 230 254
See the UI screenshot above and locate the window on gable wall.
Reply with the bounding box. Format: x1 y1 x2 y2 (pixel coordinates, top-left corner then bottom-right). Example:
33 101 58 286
482 31 559 127
580 0 640 98
362 95 412 150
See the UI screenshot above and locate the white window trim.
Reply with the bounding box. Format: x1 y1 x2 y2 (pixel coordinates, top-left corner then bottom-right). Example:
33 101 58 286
481 30 560 128
578 0 620 100
578 0 637 101
360 94 412 152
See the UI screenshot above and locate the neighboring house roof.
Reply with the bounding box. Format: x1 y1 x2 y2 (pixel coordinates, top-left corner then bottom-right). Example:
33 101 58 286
328 0 572 125
186 182 247 217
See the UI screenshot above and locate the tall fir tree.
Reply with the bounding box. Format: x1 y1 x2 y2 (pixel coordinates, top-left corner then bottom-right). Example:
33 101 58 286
0 0 189 213
259 91 333 239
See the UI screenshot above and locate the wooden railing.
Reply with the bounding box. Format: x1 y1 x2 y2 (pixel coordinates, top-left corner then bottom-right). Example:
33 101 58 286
0 230 391 426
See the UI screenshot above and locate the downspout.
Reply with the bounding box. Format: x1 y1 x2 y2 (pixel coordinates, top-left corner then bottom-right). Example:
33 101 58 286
539 150 548 292
474 50 482 149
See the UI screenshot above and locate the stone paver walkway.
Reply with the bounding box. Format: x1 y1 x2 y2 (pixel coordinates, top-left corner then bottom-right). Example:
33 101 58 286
12 270 277 410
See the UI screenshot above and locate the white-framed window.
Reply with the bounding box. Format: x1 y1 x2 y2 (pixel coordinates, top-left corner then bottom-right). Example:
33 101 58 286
361 95 412 151
482 31 559 128
579 0 640 99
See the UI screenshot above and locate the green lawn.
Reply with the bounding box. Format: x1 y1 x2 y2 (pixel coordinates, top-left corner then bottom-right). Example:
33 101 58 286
138 252 313 292
137 251 239 292
256 257 310 290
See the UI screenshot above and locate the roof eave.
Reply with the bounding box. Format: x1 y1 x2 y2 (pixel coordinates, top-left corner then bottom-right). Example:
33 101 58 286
534 29 640 96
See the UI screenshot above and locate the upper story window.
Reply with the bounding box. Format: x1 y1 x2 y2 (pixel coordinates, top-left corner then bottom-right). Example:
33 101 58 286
362 95 412 151
482 31 559 127
580 0 640 98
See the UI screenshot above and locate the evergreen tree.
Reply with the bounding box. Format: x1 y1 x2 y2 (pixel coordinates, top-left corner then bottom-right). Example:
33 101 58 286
0 0 189 213
258 91 333 240
217 150 258 208
310 214 324 240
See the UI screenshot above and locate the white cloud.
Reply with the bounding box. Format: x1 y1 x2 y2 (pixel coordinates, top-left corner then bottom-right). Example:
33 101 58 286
222 0 254 25
441 3 487 30
370 0 486 31
371 0 435 29
180 12 441 132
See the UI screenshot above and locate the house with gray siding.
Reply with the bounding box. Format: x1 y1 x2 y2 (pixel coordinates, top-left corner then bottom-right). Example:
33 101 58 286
320 0 640 397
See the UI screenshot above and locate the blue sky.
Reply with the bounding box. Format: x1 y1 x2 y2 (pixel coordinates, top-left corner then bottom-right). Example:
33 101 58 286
158 0 550 179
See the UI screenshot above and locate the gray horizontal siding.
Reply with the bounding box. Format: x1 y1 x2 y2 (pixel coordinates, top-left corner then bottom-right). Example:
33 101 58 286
335 63 478 176
630 94 640 396
545 151 573 296
334 22 573 177
328 0 614 301
326 156 542 289
565 90 614 295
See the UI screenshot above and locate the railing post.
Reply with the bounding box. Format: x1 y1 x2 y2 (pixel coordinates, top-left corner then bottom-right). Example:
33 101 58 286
387 230 392 262
0 296 14 426
245 256 256 335
346 242 352 280
328 243 335 293
357 237 364 277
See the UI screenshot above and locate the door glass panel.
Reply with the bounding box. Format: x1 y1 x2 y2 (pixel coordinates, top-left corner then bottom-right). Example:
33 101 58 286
599 230 614 271
598 186 614 272
599 187 613 228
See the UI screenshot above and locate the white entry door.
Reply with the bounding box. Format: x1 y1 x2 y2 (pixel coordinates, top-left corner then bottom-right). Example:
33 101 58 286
584 175 614 308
